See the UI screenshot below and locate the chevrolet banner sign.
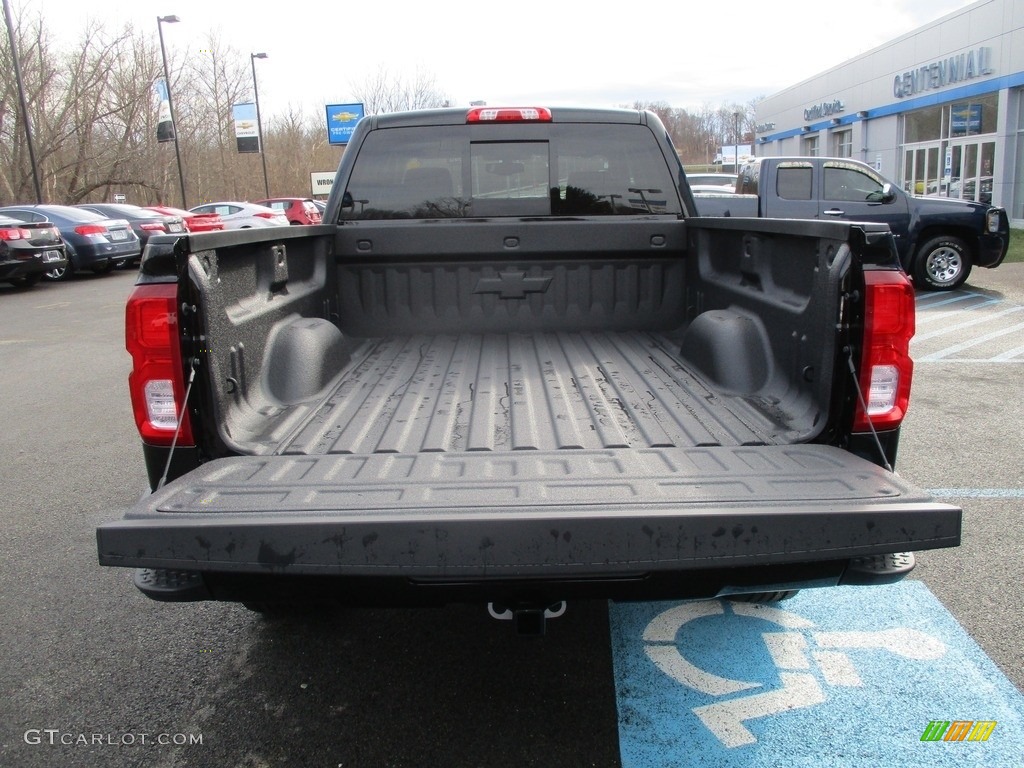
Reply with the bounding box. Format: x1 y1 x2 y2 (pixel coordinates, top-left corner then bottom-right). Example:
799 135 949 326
325 103 364 146
154 78 174 143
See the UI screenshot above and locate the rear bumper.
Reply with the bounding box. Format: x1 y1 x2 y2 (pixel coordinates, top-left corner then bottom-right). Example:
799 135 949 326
0 248 67 279
97 446 961 603
73 240 141 268
130 552 918 605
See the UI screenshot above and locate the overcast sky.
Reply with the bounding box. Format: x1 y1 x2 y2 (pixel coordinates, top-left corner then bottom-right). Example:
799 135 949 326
32 0 979 119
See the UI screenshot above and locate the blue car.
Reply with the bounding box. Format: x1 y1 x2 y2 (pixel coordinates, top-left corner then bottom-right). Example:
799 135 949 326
0 204 141 281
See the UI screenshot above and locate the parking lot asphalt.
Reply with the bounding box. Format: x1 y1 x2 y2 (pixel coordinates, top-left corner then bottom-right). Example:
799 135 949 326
1 264 1021 767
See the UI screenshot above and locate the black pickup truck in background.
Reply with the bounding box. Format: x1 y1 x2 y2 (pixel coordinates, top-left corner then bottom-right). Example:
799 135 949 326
96 107 961 633
695 156 1009 291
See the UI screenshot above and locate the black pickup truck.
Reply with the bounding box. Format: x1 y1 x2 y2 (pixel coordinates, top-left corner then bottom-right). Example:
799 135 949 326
695 156 1009 291
96 107 960 631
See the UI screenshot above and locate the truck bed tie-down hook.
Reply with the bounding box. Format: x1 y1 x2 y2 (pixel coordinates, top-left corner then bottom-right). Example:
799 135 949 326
843 347 894 473
157 357 199 490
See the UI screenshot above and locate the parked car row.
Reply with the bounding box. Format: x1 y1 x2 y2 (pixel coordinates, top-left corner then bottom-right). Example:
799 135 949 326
189 201 290 228
2 197 323 289
254 197 322 225
0 205 142 282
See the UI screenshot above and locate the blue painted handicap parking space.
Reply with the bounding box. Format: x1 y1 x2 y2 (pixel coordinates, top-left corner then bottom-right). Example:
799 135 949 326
610 582 1024 767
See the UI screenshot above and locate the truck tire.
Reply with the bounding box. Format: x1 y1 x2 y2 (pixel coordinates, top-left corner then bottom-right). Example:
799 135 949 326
913 235 971 291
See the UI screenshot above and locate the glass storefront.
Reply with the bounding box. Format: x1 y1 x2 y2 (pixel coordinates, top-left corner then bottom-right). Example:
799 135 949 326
1016 91 1024 221
901 93 998 204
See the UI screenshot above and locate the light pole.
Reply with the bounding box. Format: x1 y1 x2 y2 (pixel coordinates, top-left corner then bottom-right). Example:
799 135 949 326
3 0 42 202
733 111 741 173
157 15 187 208
250 52 270 198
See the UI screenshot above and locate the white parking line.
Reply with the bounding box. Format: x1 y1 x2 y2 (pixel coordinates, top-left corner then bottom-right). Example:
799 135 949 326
914 298 1002 326
913 305 1024 341
917 320 1024 361
992 343 1024 361
915 291 987 309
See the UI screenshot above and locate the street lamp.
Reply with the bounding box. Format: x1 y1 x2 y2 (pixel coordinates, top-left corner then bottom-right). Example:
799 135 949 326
3 0 42 202
250 52 270 198
157 15 187 208
733 111 741 172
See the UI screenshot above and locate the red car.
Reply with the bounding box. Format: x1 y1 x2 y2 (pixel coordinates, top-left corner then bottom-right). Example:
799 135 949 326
253 198 322 225
144 205 225 233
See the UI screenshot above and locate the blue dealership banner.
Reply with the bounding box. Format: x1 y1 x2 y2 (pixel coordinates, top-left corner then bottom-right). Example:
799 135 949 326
325 103 365 145
233 103 260 154
951 103 982 136
154 78 174 143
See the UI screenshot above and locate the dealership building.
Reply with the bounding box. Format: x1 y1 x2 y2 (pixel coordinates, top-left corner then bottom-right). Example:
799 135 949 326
754 0 1024 225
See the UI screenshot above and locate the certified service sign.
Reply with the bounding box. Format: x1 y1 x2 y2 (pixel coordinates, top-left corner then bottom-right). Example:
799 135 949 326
325 103 365 146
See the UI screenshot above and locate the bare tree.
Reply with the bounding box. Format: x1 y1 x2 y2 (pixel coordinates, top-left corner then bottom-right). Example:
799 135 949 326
0 9 54 202
5 16 767 206
175 32 252 204
351 66 450 114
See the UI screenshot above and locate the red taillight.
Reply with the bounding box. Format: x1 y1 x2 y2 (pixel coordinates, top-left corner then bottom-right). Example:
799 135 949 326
140 223 166 231
126 283 194 446
853 270 915 432
75 224 106 236
0 228 22 240
467 107 552 123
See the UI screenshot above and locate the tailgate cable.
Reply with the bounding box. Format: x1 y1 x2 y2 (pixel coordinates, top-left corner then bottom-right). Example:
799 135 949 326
157 358 199 490
844 348 894 473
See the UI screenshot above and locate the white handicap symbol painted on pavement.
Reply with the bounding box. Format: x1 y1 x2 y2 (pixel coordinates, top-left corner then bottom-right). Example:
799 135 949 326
643 600 948 748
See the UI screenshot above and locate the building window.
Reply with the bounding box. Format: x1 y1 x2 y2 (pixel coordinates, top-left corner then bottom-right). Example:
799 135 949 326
803 135 819 157
833 130 852 158
900 92 1001 205
902 93 998 143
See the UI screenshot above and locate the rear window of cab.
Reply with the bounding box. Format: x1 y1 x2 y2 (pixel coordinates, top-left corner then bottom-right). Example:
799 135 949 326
341 124 682 219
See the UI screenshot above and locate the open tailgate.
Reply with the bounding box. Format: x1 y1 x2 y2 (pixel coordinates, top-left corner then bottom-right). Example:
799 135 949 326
97 445 960 577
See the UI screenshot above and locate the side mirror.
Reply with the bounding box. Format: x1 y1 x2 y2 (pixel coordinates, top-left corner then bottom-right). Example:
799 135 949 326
867 183 897 204
341 191 354 210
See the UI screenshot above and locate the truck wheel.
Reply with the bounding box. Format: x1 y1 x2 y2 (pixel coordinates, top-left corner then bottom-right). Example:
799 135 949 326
913 235 971 291
725 591 799 603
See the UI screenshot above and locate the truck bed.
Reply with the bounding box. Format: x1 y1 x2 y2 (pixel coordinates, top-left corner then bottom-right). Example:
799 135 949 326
96 220 963 604
276 330 776 456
